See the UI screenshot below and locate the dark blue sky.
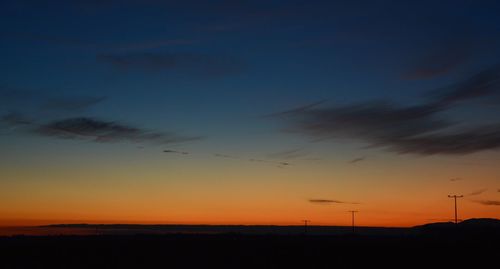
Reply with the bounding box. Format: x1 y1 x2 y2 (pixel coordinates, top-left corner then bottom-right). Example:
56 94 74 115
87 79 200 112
2 0 500 155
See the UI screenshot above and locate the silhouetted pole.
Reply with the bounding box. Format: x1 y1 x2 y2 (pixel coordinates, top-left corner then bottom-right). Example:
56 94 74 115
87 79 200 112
448 195 463 224
302 220 310 235
348 211 358 233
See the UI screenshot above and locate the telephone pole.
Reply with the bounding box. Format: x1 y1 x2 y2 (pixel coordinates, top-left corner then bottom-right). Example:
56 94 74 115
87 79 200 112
348 211 358 233
448 195 463 224
302 220 310 235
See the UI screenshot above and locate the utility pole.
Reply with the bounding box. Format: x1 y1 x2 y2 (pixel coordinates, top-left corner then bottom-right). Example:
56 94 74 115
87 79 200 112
302 220 310 235
448 195 464 224
348 211 358 233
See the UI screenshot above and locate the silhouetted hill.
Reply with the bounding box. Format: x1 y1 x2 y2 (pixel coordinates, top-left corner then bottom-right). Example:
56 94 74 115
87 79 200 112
413 218 500 236
459 218 500 228
414 218 500 229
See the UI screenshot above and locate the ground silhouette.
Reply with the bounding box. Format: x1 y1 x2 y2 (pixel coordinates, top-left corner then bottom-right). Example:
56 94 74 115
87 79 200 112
1 219 498 268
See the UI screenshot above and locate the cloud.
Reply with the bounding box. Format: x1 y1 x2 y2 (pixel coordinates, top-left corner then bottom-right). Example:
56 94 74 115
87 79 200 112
262 100 327 118
473 200 500 206
3 31 88 47
267 148 309 160
34 117 201 145
402 40 472 80
112 39 196 52
163 149 189 155
466 188 487 197
214 153 239 159
1 112 34 128
450 177 463 182
273 66 500 156
5 30 196 53
349 157 365 164
97 52 245 77
40 96 106 112
430 66 500 107
0 87 105 114
248 158 292 167
309 199 358 204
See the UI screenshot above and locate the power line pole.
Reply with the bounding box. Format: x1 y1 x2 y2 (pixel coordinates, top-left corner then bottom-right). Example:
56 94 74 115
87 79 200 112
348 211 358 233
448 195 463 224
302 220 310 235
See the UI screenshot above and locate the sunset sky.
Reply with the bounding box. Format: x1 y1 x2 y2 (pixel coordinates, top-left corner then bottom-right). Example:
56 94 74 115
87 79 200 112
1 0 499 227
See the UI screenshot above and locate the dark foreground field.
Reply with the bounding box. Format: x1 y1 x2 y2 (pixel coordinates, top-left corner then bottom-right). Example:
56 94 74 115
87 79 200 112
1 220 499 268
1 235 498 268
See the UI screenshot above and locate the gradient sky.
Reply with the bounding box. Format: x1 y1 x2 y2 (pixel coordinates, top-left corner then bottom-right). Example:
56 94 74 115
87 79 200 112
1 0 499 227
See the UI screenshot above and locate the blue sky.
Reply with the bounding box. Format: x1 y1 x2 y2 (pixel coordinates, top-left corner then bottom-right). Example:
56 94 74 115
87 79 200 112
1 0 500 225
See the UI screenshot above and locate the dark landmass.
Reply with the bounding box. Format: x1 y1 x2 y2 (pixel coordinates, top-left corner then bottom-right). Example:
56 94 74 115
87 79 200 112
1 219 499 268
38 223 410 236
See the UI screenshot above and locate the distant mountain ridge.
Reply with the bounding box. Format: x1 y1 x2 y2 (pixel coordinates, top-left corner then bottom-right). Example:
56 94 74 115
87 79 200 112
33 218 500 236
414 218 500 229
43 218 500 229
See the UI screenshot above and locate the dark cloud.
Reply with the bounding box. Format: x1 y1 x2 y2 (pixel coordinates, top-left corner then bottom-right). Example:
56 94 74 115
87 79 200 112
248 158 267 163
35 117 201 145
97 52 245 77
473 200 500 206
274 66 500 156
262 100 327 118
450 177 463 182
213 153 291 167
2 31 88 47
466 188 487 197
430 66 500 107
214 153 239 159
0 88 40 106
309 199 358 204
1 112 34 128
402 40 472 80
267 148 308 160
163 149 189 155
382 124 500 155
349 157 365 164
41 96 106 112
0 87 105 114
4 30 197 53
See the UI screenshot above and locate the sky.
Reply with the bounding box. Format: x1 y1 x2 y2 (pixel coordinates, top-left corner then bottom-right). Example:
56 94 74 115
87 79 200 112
1 0 499 227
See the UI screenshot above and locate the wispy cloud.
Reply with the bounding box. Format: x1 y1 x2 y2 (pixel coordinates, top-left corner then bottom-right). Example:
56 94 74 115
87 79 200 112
267 148 309 160
402 39 473 80
163 149 189 155
473 200 500 206
430 66 500 107
97 52 245 77
273 66 500 156
450 177 463 182
349 157 365 164
4 31 196 52
0 87 105 114
309 199 359 204
34 117 201 145
112 39 196 52
40 96 106 112
1 112 34 128
213 153 291 167
214 153 241 159
466 188 487 197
